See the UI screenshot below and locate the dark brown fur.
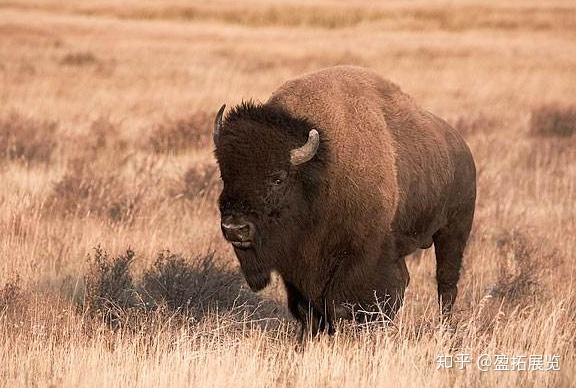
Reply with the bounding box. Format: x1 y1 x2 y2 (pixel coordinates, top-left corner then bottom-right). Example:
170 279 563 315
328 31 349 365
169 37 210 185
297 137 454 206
214 66 476 337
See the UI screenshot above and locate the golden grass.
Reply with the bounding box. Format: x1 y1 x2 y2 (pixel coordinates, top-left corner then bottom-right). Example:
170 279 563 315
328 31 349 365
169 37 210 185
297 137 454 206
0 0 575 386
3 0 576 32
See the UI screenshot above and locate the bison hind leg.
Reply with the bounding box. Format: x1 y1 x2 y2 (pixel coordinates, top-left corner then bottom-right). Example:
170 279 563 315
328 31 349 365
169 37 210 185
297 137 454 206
433 207 474 316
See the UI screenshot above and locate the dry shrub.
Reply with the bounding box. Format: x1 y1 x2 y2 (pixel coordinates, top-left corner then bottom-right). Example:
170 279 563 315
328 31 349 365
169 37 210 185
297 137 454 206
46 156 162 223
450 113 500 136
81 247 279 329
124 4 383 29
0 276 23 318
62 116 128 163
139 251 283 326
530 104 576 137
60 51 99 66
48 169 141 223
88 116 127 152
181 164 220 199
113 3 576 32
489 229 559 300
83 247 139 325
147 111 211 154
522 139 575 172
0 277 76 343
142 251 246 314
0 112 58 164
165 164 220 205
459 229 563 337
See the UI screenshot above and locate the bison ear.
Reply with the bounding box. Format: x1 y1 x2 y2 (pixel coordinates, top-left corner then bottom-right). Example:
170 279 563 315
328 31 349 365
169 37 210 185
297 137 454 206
290 129 320 166
213 104 226 146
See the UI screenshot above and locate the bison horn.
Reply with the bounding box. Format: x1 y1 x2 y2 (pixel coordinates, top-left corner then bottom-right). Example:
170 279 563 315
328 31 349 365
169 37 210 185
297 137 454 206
213 104 226 145
290 129 320 166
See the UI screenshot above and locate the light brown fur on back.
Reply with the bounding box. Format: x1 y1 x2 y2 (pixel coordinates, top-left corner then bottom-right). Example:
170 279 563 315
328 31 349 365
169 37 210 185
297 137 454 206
268 66 400 236
264 66 475 317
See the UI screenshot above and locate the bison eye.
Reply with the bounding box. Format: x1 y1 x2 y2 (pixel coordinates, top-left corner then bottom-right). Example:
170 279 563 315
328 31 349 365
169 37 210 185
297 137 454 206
270 170 288 186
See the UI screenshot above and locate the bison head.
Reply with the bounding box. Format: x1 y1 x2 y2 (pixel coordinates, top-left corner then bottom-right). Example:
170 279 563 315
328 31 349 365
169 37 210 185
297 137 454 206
213 102 325 291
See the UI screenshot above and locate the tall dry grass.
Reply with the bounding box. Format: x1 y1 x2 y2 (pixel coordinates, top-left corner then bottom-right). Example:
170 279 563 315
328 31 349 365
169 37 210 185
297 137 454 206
0 0 575 386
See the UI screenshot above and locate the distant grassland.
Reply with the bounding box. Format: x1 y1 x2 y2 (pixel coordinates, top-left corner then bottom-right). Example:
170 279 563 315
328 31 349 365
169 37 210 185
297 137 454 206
2 0 576 31
0 0 575 386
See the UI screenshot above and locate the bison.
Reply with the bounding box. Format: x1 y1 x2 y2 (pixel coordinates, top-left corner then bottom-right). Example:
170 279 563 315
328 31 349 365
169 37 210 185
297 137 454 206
213 66 476 337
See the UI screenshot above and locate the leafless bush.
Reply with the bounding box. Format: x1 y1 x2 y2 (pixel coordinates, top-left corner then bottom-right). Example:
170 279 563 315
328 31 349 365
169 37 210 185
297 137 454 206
530 104 576 137
83 247 139 325
60 51 99 66
0 277 75 341
522 139 575 172
142 251 246 314
48 169 141 224
0 276 23 317
165 164 221 204
88 116 127 151
46 155 164 224
81 247 280 329
147 111 211 154
183 164 219 198
451 113 500 136
63 116 129 164
127 4 383 29
0 112 58 164
490 230 559 300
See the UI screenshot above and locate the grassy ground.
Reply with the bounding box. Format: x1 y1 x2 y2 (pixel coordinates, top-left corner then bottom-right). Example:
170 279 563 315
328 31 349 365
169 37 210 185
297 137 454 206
0 0 575 386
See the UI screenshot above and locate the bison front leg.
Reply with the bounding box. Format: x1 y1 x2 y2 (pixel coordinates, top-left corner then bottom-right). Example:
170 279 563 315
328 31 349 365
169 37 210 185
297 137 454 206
285 282 332 342
433 209 474 316
354 266 408 324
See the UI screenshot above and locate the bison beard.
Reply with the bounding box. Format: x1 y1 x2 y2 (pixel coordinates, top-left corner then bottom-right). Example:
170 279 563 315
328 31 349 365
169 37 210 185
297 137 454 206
233 248 271 291
213 66 477 340
234 217 305 292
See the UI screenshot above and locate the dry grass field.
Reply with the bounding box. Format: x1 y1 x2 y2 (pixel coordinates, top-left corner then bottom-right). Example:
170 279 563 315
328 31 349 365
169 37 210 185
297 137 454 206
1 0 575 386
